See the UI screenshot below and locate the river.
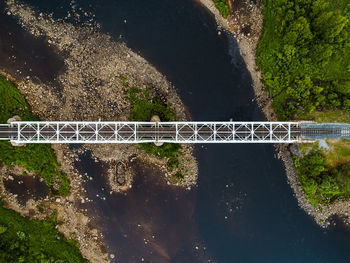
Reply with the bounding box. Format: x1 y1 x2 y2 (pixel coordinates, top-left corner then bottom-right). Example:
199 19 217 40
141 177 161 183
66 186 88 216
2 0 350 262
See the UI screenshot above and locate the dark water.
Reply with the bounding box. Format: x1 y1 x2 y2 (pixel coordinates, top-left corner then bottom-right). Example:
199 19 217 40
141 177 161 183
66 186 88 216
3 174 49 206
75 151 206 262
0 2 64 84
3 0 350 262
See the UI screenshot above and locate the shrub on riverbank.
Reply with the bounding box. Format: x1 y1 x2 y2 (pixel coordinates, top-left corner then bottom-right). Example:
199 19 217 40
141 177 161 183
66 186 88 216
295 147 350 206
0 202 86 262
212 0 230 18
127 84 182 177
257 0 350 120
0 76 70 195
128 87 175 122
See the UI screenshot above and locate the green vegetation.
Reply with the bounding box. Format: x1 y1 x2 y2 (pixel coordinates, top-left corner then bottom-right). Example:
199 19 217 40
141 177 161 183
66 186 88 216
139 142 181 170
128 87 175 122
0 76 70 195
0 77 83 261
126 82 183 178
299 109 350 123
0 143 70 195
0 77 38 123
0 202 86 262
212 0 230 18
257 0 350 206
167 172 185 184
295 148 350 206
257 0 350 120
323 139 350 167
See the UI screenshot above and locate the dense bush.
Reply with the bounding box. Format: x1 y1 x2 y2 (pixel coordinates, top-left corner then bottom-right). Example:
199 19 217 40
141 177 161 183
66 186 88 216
295 149 350 206
257 0 350 120
0 76 70 195
0 203 86 262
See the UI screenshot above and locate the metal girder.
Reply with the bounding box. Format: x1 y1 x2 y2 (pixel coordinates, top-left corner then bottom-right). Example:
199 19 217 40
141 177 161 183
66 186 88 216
0 121 300 144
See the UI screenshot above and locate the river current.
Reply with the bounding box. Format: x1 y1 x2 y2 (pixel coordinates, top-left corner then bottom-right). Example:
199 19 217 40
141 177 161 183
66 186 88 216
2 0 350 262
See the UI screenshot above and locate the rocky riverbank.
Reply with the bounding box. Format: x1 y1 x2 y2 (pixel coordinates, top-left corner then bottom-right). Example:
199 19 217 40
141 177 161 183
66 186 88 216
1 0 199 261
5 0 198 189
0 143 110 262
197 0 350 227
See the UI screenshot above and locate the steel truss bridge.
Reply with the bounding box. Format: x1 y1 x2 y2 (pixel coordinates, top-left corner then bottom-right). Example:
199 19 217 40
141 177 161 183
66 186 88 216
0 121 349 144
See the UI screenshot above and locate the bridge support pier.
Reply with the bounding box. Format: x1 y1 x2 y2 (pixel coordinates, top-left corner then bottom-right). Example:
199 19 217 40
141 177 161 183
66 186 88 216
151 115 164 147
7 115 25 147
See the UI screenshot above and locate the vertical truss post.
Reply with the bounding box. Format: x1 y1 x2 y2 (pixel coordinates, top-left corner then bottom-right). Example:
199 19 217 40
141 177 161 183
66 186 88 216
37 123 40 142
17 122 20 141
288 123 291 142
270 123 272 141
76 123 79 142
232 123 235 141
194 123 198 142
134 123 137 142
214 123 216 142
95 123 98 141
56 123 59 142
176 123 178 142
251 123 254 142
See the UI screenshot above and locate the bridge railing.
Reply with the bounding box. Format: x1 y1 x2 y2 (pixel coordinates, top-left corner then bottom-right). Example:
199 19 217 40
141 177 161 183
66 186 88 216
1 121 301 144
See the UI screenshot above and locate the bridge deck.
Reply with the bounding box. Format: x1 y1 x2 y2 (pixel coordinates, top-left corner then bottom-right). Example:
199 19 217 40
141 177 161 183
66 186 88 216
1 121 348 144
0 122 301 143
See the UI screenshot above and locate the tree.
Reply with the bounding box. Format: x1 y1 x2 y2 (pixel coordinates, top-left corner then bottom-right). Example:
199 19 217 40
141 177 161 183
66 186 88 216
312 10 348 43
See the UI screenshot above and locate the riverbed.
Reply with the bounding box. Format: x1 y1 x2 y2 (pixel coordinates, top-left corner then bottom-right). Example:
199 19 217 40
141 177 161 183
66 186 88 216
2 0 350 262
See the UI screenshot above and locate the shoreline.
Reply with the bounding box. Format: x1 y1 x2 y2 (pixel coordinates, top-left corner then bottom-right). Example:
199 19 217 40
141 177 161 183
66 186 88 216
197 0 350 227
0 0 200 261
4 0 198 188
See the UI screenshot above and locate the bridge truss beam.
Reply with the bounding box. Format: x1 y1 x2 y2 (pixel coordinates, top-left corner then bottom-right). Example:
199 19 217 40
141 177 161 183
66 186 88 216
0 121 300 144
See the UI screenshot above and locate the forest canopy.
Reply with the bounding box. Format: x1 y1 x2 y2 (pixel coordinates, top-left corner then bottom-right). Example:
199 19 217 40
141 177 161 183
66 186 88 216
257 0 350 120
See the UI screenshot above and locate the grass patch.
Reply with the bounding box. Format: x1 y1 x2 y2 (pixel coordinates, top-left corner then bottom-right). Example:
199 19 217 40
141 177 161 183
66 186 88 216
125 80 183 178
298 142 317 156
299 109 350 123
128 87 175 122
0 76 70 195
140 142 181 171
0 77 38 123
0 202 86 262
324 139 350 167
212 0 230 18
